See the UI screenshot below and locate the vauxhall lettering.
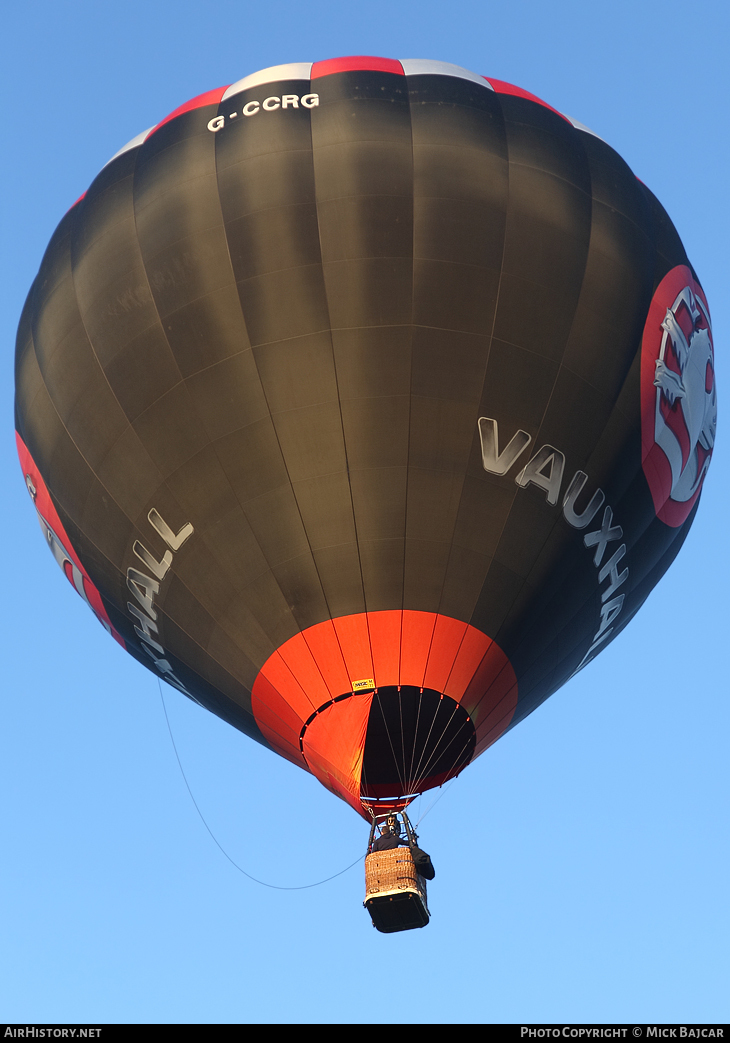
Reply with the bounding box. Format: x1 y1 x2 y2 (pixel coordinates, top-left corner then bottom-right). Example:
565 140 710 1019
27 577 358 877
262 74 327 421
125 510 201 704
478 417 631 674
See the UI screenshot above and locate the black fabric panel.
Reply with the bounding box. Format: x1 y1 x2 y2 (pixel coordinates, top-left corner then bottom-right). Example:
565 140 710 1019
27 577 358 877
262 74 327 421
561 133 655 400
402 76 508 615
453 97 591 631
313 71 414 614
14 297 41 444
639 181 690 284
465 120 671 719
216 81 337 631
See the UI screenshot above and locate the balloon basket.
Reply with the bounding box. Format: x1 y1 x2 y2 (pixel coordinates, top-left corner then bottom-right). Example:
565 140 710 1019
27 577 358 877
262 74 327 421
363 848 430 934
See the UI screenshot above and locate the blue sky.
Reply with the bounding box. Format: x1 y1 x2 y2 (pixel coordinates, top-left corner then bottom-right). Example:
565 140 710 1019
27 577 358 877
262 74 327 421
2 0 728 1024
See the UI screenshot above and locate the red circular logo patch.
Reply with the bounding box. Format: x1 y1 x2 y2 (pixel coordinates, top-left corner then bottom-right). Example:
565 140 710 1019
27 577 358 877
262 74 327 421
641 265 716 527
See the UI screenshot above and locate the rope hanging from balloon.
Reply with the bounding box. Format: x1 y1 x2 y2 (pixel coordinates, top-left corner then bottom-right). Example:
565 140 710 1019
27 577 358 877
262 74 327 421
158 680 363 890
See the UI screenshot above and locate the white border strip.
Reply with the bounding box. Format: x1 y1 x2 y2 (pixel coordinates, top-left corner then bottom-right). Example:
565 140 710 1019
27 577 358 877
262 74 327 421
103 127 155 169
222 63 313 101
563 115 606 142
399 59 493 89
100 62 603 174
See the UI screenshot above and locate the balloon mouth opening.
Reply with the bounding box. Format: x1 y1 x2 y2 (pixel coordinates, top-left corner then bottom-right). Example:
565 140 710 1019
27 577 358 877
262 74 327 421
359 686 476 802
360 794 422 817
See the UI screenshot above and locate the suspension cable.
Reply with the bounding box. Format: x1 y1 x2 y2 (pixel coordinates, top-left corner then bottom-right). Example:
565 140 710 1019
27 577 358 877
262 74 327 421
407 688 426 800
407 692 466 796
158 680 362 890
408 704 470 796
372 687 407 797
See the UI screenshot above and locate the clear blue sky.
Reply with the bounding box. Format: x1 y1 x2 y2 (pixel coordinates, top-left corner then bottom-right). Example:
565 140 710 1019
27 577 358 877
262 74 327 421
2 0 728 1025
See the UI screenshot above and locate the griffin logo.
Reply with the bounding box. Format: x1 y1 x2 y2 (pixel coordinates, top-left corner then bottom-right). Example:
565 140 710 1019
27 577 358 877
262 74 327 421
641 266 716 527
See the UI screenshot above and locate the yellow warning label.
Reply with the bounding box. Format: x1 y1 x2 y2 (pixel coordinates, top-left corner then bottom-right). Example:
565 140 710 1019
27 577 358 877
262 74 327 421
352 677 375 692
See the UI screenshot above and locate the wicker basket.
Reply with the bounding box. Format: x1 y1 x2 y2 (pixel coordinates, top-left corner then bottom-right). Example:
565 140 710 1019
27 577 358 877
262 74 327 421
364 848 430 933
365 847 421 893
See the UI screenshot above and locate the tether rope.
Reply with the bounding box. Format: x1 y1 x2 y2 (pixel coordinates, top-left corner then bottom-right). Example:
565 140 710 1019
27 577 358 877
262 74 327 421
158 680 363 890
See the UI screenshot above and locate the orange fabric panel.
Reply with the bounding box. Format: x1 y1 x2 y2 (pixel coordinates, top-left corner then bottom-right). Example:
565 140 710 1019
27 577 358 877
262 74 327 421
463 644 517 718
367 610 402 688
332 614 374 688
473 693 519 756
322 772 371 820
302 691 375 819
423 615 467 693
301 620 351 698
399 611 437 688
442 624 493 702
463 642 519 750
260 729 309 770
250 673 307 766
276 632 333 708
251 610 519 801
257 650 316 719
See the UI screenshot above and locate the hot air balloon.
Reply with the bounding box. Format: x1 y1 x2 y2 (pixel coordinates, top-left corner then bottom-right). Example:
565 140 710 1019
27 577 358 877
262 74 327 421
15 57 716 829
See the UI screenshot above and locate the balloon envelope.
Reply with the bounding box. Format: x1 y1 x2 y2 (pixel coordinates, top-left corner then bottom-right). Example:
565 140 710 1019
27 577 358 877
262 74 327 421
15 57 716 818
